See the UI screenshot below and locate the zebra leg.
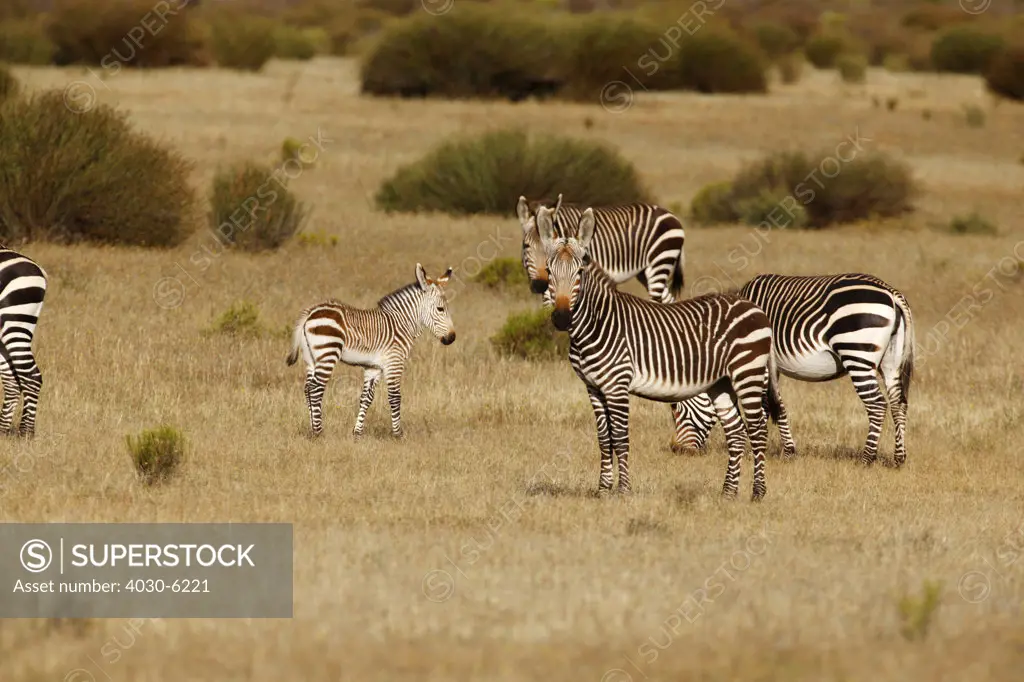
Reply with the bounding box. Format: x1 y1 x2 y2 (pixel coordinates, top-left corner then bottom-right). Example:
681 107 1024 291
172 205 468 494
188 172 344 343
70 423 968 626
352 368 381 439
303 352 339 437
604 386 632 494
385 367 405 439
586 385 614 495
738 393 769 502
880 372 908 468
708 390 746 499
670 394 718 453
15 364 41 438
843 362 888 465
0 358 17 436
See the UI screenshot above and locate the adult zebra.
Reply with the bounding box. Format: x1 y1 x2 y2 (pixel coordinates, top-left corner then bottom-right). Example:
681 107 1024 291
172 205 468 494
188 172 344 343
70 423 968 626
537 206 783 500
516 194 686 304
0 248 47 437
673 273 915 468
287 263 456 438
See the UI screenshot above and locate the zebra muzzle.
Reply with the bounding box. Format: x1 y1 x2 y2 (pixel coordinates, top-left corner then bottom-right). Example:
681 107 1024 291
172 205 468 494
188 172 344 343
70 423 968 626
441 331 456 345
551 307 571 331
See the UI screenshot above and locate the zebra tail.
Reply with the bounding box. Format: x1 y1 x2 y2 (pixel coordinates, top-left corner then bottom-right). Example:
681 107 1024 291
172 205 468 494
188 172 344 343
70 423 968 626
763 351 783 425
669 250 685 300
286 316 305 366
895 294 915 400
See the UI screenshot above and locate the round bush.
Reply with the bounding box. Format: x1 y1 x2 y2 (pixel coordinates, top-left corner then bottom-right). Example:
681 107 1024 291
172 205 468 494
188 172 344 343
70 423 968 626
836 53 867 83
209 13 278 71
208 162 307 251
0 90 196 246
48 0 205 67
804 33 848 68
375 128 653 216
985 46 1024 101
930 27 1004 74
690 181 737 225
752 22 801 61
0 19 56 65
491 307 569 361
361 6 558 101
273 25 321 61
674 30 767 94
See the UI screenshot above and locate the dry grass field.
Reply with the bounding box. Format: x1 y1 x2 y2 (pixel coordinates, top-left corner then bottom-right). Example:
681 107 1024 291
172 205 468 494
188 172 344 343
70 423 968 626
2 56 1024 680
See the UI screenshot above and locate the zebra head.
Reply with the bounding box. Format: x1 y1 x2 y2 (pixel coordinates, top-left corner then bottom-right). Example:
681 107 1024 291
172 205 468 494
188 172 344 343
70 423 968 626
415 263 456 345
516 194 563 296
536 205 595 332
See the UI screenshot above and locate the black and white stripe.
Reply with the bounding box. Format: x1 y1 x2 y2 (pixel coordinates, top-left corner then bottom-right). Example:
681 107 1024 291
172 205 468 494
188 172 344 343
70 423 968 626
517 194 686 303
286 264 456 438
538 207 782 501
673 273 915 467
0 248 47 437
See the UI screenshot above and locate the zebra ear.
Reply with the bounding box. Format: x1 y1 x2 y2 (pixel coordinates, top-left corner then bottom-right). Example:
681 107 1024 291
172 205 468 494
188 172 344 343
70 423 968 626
577 208 596 252
436 267 453 285
415 262 428 289
516 196 531 226
536 206 558 248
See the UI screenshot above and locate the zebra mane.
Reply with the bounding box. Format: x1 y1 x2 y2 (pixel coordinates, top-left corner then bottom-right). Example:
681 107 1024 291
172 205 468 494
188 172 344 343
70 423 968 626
376 282 421 311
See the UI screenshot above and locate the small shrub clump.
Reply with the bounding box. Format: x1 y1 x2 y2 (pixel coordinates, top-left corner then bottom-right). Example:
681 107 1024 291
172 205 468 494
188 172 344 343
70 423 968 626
272 25 321 61
689 149 916 229
491 307 569 361
209 13 278 71
208 161 307 251
127 425 185 486
205 300 263 337
376 128 652 216
0 90 196 246
898 580 943 641
282 137 316 168
473 257 529 292
948 212 997 235
836 53 867 83
804 33 849 68
930 27 1004 74
751 22 802 61
985 46 1024 101
0 19 56 64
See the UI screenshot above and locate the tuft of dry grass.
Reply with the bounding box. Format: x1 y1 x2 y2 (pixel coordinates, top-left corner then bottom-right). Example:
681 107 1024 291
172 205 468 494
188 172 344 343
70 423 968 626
0 57 1023 681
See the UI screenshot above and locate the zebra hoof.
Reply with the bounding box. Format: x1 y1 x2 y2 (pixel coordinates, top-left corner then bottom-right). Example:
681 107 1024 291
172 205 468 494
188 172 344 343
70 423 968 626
721 487 738 500
352 431 365 442
782 445 797 459
859 452 878 466
751 486 766 502
595 488 614 499
391 430 406 441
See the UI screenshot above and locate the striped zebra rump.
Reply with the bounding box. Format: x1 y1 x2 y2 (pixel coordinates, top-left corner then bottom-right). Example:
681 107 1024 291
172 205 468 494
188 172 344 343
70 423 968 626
0 248 48 437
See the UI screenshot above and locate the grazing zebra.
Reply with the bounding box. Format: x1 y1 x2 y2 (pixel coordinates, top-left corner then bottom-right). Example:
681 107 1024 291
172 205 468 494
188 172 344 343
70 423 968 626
286 263 456 438
0 248 47 437
516 194 686 303
537 206 783 500
672 273 915 468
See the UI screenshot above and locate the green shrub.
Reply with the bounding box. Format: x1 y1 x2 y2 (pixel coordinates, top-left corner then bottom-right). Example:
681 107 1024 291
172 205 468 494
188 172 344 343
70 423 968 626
0 90 196 246
272 24 320 61
690 181 737 225
491 307 569 360
375 128 652 216
127 425 184 486
985 46 1024 101
930 27 1004 74
673 30 767 94
0 65 18 103
836 53 867 83
898 580 943 641
752 21 801 61
473 257 529 292
693 149 916 229
361 6 556 100
48 0 205 67
296 229 338 247
948 211 997 235
209 13 277 71
282 137 316 168
205 300 263 337
208 161 307 251
804 33 848 68
0 19 56 64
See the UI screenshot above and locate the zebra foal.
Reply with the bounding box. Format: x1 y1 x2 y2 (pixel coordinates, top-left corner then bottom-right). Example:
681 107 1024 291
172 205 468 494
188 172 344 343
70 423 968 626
673 273 915 467
287 263 456 438
516 194 686 303
0 248 47 437
537 206 783 500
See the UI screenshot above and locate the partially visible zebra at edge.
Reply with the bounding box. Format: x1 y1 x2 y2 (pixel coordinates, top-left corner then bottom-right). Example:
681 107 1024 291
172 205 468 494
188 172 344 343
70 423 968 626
287 263 456 439
537 206 783 501
0 248 47 437
516 193 686 304
673 273 915 468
